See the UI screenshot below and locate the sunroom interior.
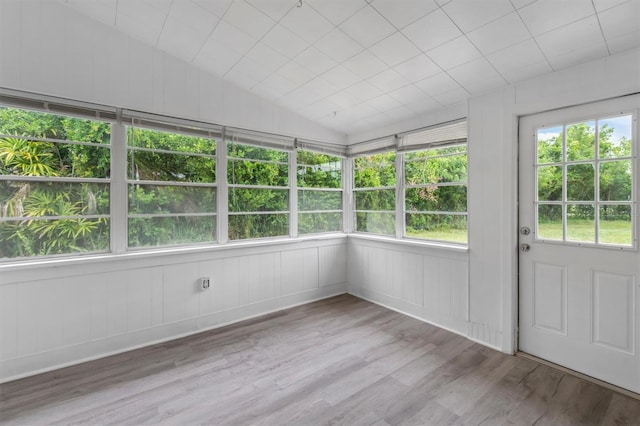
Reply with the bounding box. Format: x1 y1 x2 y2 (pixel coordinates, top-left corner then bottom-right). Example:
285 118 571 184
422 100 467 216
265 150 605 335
1 0 640 420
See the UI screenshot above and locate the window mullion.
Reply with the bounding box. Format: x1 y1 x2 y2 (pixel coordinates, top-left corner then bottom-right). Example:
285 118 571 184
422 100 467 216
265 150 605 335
218 136 229 244
290 151 298 238
111 119 128 254
344 156 354 234
395 153 404 239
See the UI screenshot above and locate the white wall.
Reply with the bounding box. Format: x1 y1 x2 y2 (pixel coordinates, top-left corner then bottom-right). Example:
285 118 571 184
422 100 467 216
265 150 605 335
0 238 347 382
348 47 640 354
0 0 345 144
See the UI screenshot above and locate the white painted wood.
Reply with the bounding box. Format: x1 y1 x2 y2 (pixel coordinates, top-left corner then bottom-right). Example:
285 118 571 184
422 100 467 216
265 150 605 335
518 95 640 393
0 238 347 382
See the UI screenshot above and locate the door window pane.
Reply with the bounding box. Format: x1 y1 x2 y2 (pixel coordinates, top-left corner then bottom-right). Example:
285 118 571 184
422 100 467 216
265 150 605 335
537 126 563 164
567 204 595 243
599 205 632 246
599 115 632 158
566 164 594 201
537 204 563 240
566 121 595 161
600 161 632 201
537 166 563 201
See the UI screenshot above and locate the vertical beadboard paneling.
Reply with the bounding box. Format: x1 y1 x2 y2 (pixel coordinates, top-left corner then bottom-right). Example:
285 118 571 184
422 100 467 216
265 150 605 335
127 268 156 332
437 259 452 318
163 263 197 324
319 244 347 287
402 252 423 306
16 282 38 356
0 284 17 359
282 247 319 294
90 274 108 340
107 271 128 336
37 278 65 352
63 276 93 347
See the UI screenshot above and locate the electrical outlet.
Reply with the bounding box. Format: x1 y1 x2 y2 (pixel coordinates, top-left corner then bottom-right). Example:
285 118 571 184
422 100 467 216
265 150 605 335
199 277 211 291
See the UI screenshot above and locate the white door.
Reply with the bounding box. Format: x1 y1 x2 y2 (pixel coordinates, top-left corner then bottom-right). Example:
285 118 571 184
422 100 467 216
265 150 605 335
519 95 640 393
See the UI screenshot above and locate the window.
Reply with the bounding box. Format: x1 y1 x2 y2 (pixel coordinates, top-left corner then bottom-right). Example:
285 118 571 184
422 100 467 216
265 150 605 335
297 150 343 234
536 114 634 246
403 145 468 243
127 126 217 248
227 142 289 240
353 151 396 236
0 107 111 258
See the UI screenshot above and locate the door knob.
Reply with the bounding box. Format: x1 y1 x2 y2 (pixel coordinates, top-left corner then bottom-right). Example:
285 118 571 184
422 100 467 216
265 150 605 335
519 243 530 252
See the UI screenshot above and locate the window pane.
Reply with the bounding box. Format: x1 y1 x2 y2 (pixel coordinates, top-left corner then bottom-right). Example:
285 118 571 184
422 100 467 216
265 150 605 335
354 189 395 211
405 186 466 212
405 213 467 243
354 152 396 188
537 126 563 164
128 127 215 154
129 185 216 214
128 150 215 183
299 212 342 234
229 188 288 212
297 151 341 188
600 161 632 201
537 165 562 201
298 190 342 211
0 181 110 217
599 115 632 159
0 107 111 144
567 163 594 201
566 121 595 161
599 205 632 246
537 204 563 240
128 216 216 248
228 214 288 240
567 204 595 243
227 143 288 162
0 218 109 258
355 212 395 235
228 158 288 186
405 152 467 184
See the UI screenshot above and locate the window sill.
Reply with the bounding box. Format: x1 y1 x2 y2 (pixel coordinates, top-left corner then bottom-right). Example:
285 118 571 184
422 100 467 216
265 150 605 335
0 233 348 273
348 233 469 253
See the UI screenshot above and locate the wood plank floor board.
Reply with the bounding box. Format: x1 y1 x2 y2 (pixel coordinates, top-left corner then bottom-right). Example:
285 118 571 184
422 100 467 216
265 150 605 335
1 294 639 426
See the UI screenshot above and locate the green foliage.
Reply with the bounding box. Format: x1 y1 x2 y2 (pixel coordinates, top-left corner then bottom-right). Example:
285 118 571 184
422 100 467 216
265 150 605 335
0 107 111 258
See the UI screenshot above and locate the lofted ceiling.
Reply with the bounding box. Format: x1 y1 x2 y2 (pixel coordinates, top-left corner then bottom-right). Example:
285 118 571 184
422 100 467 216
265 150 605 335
60 0 640 135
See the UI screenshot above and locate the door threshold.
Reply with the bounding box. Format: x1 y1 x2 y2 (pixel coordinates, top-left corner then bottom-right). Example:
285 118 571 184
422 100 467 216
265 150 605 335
516 351 640 401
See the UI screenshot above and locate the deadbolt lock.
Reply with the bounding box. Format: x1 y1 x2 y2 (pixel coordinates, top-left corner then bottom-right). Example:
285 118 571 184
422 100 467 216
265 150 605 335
520 227 531 235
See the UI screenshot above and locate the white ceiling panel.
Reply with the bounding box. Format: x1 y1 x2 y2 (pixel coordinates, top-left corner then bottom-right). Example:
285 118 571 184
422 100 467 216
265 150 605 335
598 0 640 52
402 9 462 52
442 0 514 32
448 57 507 94
367 68 411 93
339 5 396 48
393 54 441 83
343 50 388 79
306 0 366 25
314 28 363 62
223 0 275 39
193 0 234 17
369 32 422 67
427 36 483 70
536 15 608 69
294 46 338 75
467 12 531 55
60 0 640 136
280 3 333 44
370 0 440 29
262 25 309 59
245 0 295 21
321 65 362 90
518 0 595 36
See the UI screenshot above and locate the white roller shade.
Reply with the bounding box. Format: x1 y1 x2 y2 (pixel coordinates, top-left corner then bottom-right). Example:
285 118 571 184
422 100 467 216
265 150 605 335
295 138 348 156
398 119 467 152
122 110 223 139
347 136 397 157
225 127 294 151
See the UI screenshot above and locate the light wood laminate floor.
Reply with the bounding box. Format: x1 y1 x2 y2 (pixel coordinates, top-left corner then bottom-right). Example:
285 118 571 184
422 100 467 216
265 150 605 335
1 294 639 425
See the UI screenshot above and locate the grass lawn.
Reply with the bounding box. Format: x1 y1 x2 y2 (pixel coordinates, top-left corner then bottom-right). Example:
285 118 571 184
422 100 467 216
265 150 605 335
538 219 632 245
405 228 468 244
